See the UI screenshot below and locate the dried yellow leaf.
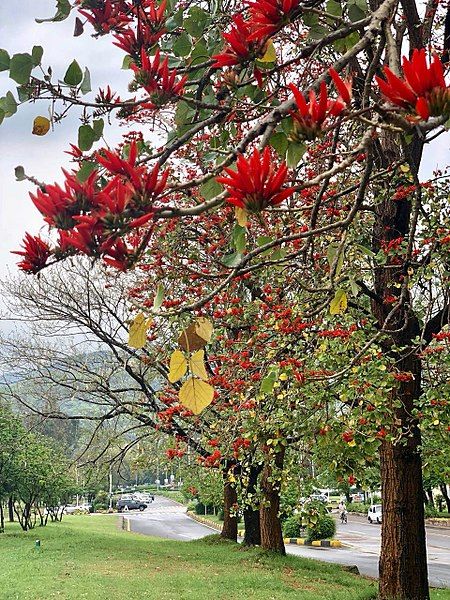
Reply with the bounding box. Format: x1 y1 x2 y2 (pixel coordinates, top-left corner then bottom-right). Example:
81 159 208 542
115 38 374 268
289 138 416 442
330 289 348 315
168 349 187 383
259 39 276 62
195 317 213 343
235 207 248 227
179 377 214 415
128 313 152 349
189 349 208 381
32 116 51 136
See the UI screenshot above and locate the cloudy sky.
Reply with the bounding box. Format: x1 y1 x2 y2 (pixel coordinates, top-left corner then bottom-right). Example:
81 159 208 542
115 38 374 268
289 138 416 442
0 1 449 283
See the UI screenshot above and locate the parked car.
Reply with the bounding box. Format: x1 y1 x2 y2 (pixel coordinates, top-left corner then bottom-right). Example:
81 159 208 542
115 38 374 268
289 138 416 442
117 498 148 512
64 504 91 514
368 504 382 523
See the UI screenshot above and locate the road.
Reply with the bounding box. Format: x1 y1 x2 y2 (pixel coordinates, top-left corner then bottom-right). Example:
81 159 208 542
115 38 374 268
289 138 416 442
122 496 450 589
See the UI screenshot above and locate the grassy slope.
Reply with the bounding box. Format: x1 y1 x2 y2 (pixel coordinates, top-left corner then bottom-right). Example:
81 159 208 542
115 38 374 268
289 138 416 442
0 516 448 600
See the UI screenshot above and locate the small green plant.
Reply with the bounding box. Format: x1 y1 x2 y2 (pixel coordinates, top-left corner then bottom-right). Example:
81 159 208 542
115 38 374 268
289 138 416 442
283 514 303 538
306 514 336 542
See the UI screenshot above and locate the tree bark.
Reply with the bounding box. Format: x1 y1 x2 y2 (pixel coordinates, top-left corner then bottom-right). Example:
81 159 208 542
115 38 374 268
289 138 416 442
426 488 434 508
260 447 285 554
440 484 450 513
0 503 4 533
8 496 14 522
220 470 238 542
243 465 261 546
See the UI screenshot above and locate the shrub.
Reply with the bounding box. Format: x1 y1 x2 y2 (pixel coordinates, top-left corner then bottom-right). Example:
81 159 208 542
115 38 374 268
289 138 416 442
187 502 197 512
93 502 108 511
424 505 439 518
306 514 336 542
283 514 303 538
194 502 207 515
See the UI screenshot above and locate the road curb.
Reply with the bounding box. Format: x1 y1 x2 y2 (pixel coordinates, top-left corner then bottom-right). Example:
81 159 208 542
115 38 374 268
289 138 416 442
187 511 222 532
284 537 342 548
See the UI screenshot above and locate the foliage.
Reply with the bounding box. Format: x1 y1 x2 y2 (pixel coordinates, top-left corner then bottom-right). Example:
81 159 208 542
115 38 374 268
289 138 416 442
306 514 336 542
282 514 304 538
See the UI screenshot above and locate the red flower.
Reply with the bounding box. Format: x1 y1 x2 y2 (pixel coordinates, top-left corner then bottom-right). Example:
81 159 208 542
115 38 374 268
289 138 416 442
348 475 356 485
77 0 131 34
12 233 52 274
376 49 449 120
131 48 187 106
212 14 267 68
114 1 167 57
289 71 352 141
246 0 301 40
342 430 354 443
216 146 296 212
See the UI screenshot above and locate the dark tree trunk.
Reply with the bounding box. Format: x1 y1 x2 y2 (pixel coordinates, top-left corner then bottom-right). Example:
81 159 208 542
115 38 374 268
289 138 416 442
260 448 285 554
8 496 14 522
0 503 4 533
372 130 429 599
243 465 261 546
426 488 434 508
220 470 238 542
440 484 450 513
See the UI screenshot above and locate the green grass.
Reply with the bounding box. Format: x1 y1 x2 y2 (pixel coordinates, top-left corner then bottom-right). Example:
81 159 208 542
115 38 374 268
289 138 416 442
0 516 447 600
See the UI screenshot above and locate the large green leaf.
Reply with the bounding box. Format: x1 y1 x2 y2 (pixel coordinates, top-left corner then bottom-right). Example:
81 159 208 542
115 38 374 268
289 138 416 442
0 49 10 72
200 178 222 201
184 7 209 38
9 53 33 85
64 60 83 87
78 125 96 152
31 46 44 67
80 67 91 95
0 92 17 117
173 32 192 57
36 0 71 23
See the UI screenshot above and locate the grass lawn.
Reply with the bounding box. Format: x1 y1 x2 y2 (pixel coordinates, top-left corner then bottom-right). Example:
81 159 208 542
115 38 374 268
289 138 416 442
0 516 448 600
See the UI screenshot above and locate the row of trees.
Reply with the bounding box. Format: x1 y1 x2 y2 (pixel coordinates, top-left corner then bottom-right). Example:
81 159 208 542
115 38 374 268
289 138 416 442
0 405 75 531
1 0 450 598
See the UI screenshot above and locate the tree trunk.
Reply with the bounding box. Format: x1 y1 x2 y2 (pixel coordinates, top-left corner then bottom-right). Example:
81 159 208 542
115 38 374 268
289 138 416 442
0 503 4 533
260 447 285 554
220 470 238 542
8 496 14 522
440 484 450 513
243 465 261 546
426 488 434 508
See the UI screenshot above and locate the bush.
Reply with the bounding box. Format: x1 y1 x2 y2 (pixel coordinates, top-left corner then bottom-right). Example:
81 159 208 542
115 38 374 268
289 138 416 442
93 502 108 511
347 502 370 514
195 502 207 515
187 502 197 512
425 505 439 518
283 514 303 538
306 514 336 542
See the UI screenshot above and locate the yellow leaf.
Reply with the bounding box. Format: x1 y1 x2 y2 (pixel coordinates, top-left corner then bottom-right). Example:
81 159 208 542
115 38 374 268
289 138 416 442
235 207 248 227
330 289 348 315
179 377 214 414
189 349 208 381
32 116 51 136
348 439 356 447
259 39 276 63
195 317 213 343
128 313 152 349
168 349 187 383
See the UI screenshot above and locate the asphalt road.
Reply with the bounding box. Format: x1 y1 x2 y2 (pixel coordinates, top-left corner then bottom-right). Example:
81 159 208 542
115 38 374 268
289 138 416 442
122 496 450 589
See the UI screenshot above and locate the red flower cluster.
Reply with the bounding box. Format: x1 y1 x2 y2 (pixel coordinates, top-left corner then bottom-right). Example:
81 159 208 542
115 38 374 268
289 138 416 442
376 49 450 120
12 233 52 274
216 146 296 212
14 142 168 273
288 69 352 141
212 14 267 68
77 0 131 34
245 0 301 39
131 48 187 106
113 0 167 57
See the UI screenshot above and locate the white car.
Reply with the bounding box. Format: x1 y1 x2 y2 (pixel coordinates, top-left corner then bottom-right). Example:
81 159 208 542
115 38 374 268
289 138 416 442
368 504 382 523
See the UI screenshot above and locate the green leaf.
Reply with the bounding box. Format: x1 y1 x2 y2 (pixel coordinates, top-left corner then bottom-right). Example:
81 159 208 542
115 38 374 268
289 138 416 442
64 60 83 86
80 67 91 95
286 142 306 168
14 165 26 181
232 225 246 253
200 178 222 201
153 284 165 310
122 55 133 70
173 32 192 57
308 24 330 40
78 125 96 152
184 7 209 38
326 0 342 15
92 118 104 141
222 252 243 268
257 235 273 247
36 0 71 23
76 161 98 183
269 132 288 157
174 101 195 126
348 0 367 21
260 368 279 394
31 46 44 66
9 53 33 85
0 49 10 72
0 92 17 117
0 108 4 125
